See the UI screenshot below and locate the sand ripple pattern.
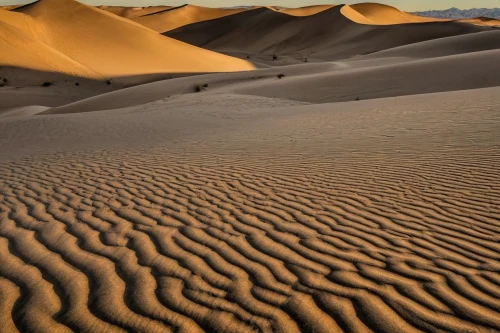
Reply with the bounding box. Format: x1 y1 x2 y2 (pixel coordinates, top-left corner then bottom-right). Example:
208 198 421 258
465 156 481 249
0 151 500 333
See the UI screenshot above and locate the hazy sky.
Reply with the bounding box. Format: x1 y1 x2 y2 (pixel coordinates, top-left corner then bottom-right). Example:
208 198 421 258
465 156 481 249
2 0 499 11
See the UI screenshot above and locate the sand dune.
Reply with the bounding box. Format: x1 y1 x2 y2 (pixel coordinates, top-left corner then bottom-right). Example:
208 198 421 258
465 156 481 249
361 30 500 59
165 5 494 62
97 5 172 18
0 68 118 111
341 3 445 24
41 36 500 115
0 0 253 84
457 17 500 27
0 10 99 78
1 86 500 332
230 49 500 103
132 4 250 33
269 4 335 16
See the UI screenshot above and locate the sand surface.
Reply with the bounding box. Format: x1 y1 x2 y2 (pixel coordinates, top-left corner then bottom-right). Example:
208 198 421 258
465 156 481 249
1 2 500 333
0 0 253 84
97 5 173 18
132 4 250 33
1 86 500 333
165 5 495 64
269 5 335 16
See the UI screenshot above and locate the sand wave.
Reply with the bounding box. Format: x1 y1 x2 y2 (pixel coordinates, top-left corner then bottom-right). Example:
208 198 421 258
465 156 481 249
1 86 500 332
1 149 499 332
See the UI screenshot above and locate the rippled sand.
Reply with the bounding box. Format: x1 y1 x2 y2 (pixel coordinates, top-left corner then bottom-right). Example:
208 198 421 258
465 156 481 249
1 87 499 332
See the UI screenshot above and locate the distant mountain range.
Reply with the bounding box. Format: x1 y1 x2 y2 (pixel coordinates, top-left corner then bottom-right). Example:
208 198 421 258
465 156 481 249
412 7 500 19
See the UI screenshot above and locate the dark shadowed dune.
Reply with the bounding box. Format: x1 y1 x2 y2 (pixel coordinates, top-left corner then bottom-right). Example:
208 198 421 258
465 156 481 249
165 5 495 61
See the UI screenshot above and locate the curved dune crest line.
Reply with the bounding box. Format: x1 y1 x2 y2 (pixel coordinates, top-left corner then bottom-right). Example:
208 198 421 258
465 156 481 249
340 3 446 25
341 3 498 27
165 4 493 62
269 5 336 16
132 4 251 33
457 17 500 27
0 0 253 80
97 5 173 19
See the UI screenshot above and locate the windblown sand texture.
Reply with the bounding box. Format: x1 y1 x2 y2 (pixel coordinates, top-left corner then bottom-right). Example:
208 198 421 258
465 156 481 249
1 1 500 333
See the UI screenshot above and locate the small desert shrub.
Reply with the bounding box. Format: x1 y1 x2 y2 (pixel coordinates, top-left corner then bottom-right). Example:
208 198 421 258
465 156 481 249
272 54 277 61
277 73 285 79
195 83 208 92
75 82 80 86
246 55 250 59
41 81 53 87
356 97 360 101
105 80 111 85
2 78 6 83
304 57 308 62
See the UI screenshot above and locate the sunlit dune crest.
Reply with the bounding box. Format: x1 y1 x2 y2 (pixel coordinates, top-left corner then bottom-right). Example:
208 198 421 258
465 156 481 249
97 5 173 19
132 4 251 33
0 0 253 81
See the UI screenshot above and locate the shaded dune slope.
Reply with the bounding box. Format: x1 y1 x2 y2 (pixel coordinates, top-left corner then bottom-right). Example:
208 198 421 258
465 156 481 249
1 87 500 332
44 42 500 115
165 5 495 61
230 49 500 103
360 30 500 59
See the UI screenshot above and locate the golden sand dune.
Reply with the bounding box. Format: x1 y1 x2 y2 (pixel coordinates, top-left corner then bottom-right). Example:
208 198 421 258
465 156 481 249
97 5 172 18
341 3 444 24
1 86 500 332
269 4 335 16
0 0 253 81
165 5 494 62
0 5 22 10
457 17 500 27
0 10 98 78
132 4 250 33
